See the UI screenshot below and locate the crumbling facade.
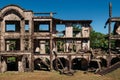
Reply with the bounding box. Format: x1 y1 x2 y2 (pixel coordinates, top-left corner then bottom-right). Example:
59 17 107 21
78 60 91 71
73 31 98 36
0 5 92 72
105 3 120 53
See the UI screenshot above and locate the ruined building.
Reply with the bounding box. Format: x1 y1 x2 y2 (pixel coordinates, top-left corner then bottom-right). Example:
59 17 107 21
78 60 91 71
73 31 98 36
105 3 120 53
0 5 92 72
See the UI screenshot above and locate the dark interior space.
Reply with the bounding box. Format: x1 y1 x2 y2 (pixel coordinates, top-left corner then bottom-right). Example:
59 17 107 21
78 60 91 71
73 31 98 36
53 57 68 70
100 58 107 67
34 58 50 71
7 57 18 71
111 57 120 65
72 58 88 70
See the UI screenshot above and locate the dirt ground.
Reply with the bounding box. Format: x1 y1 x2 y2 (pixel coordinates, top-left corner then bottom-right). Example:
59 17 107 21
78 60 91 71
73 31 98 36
0 68 120 80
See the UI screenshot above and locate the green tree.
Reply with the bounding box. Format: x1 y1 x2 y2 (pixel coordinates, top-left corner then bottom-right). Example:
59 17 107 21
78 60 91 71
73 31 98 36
90 30 109 49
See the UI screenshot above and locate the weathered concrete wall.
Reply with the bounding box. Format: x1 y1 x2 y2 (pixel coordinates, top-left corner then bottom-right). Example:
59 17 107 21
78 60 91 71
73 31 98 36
65 24 73 37
40 40 46 54
82 27 90 37
0 4 92 72
1 58 7 73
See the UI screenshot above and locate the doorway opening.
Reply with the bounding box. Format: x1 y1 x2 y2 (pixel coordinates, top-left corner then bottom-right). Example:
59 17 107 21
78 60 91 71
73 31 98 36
7 57 18 71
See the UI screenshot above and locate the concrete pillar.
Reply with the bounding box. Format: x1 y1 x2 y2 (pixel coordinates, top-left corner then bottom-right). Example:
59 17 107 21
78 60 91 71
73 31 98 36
20 38 24 51
29 19 34 72
87 40 90 50
66 42 69 52
107 55 112 67
76 41 81 52
65 24 73 37
65 24 73 52
24 39 29 50
28 54 34 72
18 56 24 72
6 41 10 51
50 20 53 70
1 21 5 51
29 19 32 34
75 32 81 52
40 40 46 54
29 19 33 51
1 38 5 51
0 56 1 72
1 57 7 73
68 55 72 71
0 21 1 51
2 20 5 33
82 27 89 37
52 39 57 52
18 61 24 72
20 20 25 51
65 40 73 52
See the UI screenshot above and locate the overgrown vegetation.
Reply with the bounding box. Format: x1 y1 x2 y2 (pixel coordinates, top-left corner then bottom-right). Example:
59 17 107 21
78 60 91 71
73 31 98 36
90 29 115 50
7 57 16 62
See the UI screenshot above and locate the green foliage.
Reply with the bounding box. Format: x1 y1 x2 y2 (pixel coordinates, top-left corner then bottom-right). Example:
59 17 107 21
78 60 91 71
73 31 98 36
111 40 116 49
45 42 50 54
7 57 16 62
57 41 64 52
90 30 109 49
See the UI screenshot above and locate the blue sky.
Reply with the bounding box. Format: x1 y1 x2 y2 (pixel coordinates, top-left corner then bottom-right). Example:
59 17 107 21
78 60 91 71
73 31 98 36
0 0 120 34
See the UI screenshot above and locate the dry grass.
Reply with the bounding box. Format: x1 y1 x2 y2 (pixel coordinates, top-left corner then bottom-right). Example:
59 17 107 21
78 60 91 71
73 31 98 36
106 68 120 80
0 69 120 80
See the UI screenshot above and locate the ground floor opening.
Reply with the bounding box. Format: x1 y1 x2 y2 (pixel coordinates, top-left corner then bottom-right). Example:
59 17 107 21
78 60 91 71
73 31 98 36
7 57 18 71
72 58 88 70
